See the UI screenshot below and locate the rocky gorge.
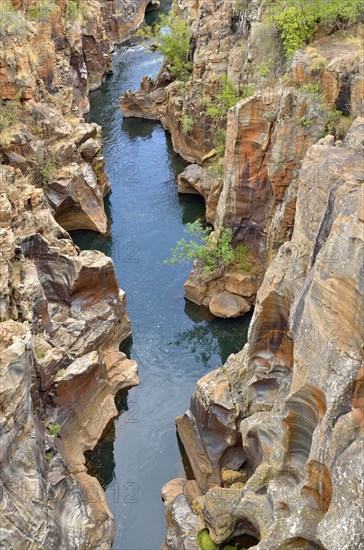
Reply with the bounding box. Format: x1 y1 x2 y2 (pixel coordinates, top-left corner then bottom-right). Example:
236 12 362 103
0 0 363 549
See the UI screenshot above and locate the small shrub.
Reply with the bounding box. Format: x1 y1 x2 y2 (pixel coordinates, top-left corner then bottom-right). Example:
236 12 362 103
257 60 271 78
299 117 314 128
165 220 250 274
40 153 57 186
0 1 29 37
48 423 61 436
263 110 277 122
0 99 20 133
207 161 224 180
214 128 227 157
26 0 58 22
324 108 353 139
307 48 328 75
55 368 66 379
271 0 364 58
298 82 320 98
181 114 194 134
65 0 88 23
45 452 52 461
205 76 247 120
234 244 251 272
197 529 219 550
35 347 46 359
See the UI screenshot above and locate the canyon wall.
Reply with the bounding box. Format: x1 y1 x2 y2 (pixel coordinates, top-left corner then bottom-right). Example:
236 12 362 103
163 120 364 549
121 0 364 316
119 1 364 549
0 0 151 546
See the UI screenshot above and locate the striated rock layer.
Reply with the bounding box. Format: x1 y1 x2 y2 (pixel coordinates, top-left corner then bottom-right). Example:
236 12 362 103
163 120 364 549
0 0 152 547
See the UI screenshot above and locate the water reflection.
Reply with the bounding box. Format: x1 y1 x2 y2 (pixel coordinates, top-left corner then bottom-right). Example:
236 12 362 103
171 302 252 368
85 390 129 489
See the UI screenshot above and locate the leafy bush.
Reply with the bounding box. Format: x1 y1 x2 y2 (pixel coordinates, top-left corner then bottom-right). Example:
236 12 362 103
26 0 58 22
40 153 57 186
198 530 219 550
205 77 247 119
181 114 194 134
165 220 250 274
48 423 61 436
271 0 364 58
299 117 314 128
139 14 192 81
324 109 353 139
214 128 227 157
35 347 46 359
64 0 88 23
0 99 20 133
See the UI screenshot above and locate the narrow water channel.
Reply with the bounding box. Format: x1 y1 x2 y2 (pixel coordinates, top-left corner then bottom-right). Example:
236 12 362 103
71 33 251 550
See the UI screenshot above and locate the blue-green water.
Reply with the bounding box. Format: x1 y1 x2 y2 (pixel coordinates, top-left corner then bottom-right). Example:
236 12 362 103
71 41 251 550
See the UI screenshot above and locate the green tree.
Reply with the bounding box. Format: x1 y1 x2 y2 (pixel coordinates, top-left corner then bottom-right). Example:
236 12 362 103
165 220 250 274
139 13 192 81
271 0 363 58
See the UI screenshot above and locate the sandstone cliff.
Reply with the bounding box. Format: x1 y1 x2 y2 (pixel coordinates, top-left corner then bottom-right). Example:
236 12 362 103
0 0 151 546
163 117 364 550
116 1 364 549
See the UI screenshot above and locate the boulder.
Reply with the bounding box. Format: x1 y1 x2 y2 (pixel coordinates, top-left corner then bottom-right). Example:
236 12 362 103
209 291 251 318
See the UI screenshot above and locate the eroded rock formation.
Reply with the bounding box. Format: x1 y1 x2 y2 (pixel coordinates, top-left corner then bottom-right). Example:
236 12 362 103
164 120 364 549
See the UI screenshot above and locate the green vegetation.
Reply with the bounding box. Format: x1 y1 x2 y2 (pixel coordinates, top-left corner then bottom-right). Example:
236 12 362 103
270 0 364 58
35 347 46 359
198 530 219 550
64 0 88 23
208 161 224 180
205 77 253 120
40 154 57 186
181 113 194 134
55 368 66 379
26 0 57 21
165 220 250 274
0 1 28 37
93 159 104 179
257 60 271 78
324 108 353 139
45 452 52 461
138 14 192 81
234 244 251 272
48 423 61 436
263 110 277 122
214 128 227 157
297 82 320 99
299 117 314 128
197 529 243 550
0 98 20 134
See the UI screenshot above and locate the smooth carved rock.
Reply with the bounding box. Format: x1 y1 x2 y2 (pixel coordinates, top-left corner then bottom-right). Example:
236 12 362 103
209 291 251 318
45 163 108 234
0 162 135 547
171 119 364 549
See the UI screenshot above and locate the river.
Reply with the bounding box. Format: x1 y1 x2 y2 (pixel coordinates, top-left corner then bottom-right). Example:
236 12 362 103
71 26 251 550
